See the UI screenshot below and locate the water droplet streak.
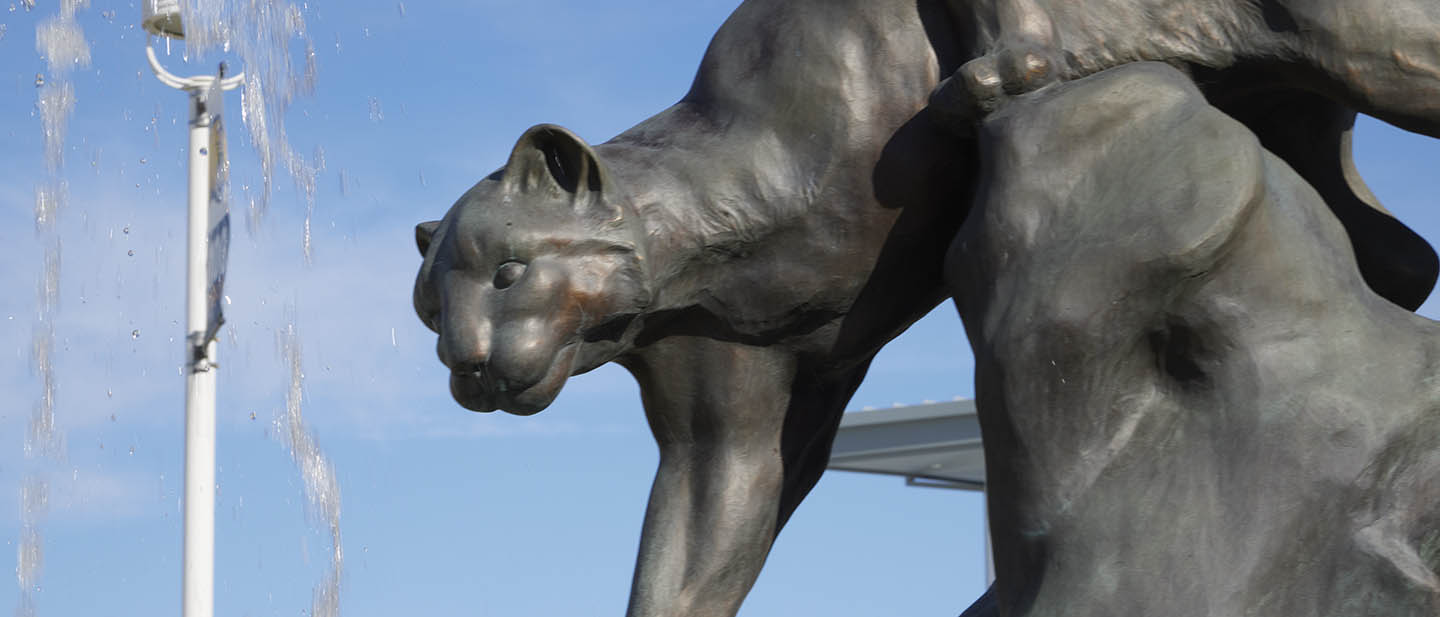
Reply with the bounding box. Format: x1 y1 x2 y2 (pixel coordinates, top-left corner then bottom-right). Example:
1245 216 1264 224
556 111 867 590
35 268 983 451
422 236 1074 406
367 97 383 123
178 0 322 247
278 321 343 617
19 1 87 612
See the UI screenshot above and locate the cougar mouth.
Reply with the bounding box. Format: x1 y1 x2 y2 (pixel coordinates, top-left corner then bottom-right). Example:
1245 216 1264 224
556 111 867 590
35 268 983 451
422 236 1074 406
447 343 580 416
448 366 501 413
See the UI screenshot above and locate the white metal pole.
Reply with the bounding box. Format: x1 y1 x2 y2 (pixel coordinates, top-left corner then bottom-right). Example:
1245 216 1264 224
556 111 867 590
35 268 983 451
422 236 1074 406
181 91 217 617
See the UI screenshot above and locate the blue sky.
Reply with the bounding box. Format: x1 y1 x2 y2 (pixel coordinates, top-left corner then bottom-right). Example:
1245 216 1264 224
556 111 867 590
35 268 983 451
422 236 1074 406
1 2 1438 616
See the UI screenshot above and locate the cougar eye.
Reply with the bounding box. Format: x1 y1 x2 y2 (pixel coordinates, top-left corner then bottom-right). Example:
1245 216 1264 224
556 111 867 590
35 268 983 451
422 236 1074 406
494 261 527 289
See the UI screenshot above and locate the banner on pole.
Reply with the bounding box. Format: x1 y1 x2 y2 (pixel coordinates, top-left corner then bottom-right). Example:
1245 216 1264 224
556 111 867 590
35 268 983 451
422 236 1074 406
203 68 231 346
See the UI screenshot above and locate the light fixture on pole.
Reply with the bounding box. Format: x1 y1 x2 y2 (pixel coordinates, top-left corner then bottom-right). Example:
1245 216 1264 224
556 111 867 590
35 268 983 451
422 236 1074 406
141 0 185 39
142 3 241 617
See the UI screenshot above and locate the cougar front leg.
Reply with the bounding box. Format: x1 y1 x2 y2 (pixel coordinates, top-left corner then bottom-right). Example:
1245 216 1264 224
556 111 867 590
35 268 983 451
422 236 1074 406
621 338 871 617
621 339 796 617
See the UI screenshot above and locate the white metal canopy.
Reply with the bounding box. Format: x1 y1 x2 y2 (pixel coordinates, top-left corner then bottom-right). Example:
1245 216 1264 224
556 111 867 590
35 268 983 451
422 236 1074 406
827 400 985 490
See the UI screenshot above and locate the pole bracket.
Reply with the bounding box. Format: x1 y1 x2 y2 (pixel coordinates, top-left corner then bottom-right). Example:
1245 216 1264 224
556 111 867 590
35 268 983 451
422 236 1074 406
145 36 245 93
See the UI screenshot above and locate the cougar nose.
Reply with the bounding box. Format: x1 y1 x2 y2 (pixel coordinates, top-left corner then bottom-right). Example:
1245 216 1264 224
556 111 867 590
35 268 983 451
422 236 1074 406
438 340 489 374
436 314 492 374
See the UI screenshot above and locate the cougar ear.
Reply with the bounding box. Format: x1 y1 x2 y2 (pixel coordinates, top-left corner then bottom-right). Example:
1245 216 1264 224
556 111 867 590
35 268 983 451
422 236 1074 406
501 124 613 210
416 220 441 256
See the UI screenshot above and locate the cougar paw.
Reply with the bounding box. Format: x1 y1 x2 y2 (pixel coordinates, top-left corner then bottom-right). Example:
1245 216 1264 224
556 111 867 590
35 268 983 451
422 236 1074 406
930 41 1062 135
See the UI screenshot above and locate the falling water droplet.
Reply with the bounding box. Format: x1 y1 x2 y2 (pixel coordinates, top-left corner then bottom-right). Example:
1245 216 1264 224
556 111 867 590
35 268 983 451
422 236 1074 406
130 329 139 340
126 249 134 257
122 225 129 234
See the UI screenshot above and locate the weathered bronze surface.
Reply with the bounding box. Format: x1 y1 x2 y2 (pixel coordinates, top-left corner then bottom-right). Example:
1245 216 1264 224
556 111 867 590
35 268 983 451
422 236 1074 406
952 62 1440 616
415 0 1440 614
